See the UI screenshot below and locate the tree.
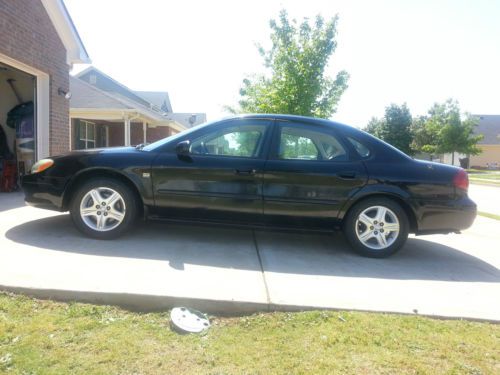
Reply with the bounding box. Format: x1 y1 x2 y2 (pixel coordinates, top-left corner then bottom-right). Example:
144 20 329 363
228 10 349 118
364 103 413 155
409 115 431 154
365 117 384 139
419 99 483 165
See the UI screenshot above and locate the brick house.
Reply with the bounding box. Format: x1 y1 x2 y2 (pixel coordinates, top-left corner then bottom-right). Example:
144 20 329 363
69 66 206 149
0 0 89 175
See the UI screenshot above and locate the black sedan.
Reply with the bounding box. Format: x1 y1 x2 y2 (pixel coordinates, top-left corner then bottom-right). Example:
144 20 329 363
22 114 476 257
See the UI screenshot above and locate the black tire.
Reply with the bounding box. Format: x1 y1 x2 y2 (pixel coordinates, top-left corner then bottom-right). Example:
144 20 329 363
343 197 409 258
69 177 138 239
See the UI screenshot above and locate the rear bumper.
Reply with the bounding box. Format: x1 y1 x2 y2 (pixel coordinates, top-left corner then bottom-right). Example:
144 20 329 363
413 196 477 235
21 174 66 212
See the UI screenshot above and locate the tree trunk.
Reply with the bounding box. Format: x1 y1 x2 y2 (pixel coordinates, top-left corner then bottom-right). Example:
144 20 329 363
452 152 455 166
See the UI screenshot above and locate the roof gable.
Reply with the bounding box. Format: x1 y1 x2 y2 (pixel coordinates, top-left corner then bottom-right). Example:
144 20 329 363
70 76 130 110
69 75 182 126
40 0 90 65
75 67 152 107
134 91 172 113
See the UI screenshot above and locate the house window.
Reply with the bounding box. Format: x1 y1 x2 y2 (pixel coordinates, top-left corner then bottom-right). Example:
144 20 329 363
77 120 96 149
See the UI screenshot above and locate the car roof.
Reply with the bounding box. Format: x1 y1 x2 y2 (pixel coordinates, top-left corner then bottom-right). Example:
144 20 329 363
226 113 354 130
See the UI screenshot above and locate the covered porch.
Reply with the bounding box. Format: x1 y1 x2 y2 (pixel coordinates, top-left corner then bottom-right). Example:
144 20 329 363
70 110 183 150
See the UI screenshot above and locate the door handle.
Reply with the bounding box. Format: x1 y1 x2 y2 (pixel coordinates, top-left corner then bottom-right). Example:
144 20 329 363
337 171 357 179
235 169 257 176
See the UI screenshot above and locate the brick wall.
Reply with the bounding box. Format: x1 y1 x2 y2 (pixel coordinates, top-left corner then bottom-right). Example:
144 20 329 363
108 123 124 147
110 123 171 146
146 126 171 143
0 0 70 156
131 122 143 146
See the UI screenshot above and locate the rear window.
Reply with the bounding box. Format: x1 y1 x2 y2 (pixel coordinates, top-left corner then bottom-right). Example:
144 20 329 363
348 137 370 158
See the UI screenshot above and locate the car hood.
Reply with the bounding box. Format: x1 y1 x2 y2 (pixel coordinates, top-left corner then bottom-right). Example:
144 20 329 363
54 146 141 158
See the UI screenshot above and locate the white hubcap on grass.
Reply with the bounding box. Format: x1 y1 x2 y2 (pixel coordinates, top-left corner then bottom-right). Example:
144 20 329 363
355 205 400 250
80 187 126 232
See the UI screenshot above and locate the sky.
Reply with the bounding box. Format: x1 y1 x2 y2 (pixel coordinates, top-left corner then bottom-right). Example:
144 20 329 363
65 0 500 127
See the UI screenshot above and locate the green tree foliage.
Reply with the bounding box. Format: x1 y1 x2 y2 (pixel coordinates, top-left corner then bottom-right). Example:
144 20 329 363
231 130 262 156
365 117 384 139
409 115 431 154
364 103 413 155
230 10 349 118
418 99 483 164
280 133 318 159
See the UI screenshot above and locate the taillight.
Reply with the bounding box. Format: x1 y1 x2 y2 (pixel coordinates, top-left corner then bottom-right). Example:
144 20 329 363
453 169 469 192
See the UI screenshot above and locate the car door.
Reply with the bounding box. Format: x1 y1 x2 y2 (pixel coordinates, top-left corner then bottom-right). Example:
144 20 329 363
151 118 273 224
263 120 368 229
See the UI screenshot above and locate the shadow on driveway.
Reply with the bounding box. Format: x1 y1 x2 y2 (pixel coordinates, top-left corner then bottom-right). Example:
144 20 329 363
0 192 24 212
5 214 500 283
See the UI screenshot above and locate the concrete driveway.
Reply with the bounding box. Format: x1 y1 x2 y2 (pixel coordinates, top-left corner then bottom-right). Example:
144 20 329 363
1 192 499 321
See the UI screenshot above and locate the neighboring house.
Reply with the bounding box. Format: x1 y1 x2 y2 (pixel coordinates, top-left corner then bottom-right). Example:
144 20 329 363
442 115 500 168
0 0 89 175
70 67 206 149
469 115 500 169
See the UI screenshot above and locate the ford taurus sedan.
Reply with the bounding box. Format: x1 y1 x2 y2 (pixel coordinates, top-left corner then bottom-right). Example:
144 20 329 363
22 114 476 257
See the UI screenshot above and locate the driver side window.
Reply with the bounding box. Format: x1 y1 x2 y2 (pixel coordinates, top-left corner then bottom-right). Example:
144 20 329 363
190 123 267 158
278 125 347 161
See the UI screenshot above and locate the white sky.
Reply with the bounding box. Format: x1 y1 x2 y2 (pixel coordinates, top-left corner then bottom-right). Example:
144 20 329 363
65 0 500 127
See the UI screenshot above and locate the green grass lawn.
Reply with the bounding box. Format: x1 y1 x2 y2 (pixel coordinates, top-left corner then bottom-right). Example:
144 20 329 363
478 211 500 221
0 292 499 374
467 169 500 185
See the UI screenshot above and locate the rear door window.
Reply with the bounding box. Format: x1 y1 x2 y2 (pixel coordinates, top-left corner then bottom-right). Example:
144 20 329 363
276 124 348 162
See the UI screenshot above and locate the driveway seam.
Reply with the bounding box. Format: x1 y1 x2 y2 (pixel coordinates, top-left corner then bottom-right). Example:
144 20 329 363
252 230 271 309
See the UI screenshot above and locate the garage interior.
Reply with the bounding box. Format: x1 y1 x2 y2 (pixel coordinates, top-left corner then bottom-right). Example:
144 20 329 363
0 62 36 192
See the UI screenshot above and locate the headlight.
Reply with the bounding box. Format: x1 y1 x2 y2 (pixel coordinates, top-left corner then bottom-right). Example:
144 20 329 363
31 158 54 174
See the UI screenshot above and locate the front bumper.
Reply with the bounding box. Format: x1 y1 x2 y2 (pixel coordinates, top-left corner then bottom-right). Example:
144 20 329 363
413 196 477 235
21 173 67 211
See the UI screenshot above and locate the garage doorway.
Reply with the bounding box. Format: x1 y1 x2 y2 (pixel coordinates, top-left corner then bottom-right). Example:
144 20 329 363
0 54 50 192
0 62 36 174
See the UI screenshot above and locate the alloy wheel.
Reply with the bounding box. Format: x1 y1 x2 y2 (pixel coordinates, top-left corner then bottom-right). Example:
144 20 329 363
355 205 400 250
79 187 126 232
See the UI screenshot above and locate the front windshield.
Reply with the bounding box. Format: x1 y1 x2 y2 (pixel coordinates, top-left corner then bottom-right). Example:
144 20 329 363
142 120 215 151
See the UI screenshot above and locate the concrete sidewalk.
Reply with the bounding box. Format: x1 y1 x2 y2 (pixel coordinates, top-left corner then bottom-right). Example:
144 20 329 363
1 192 499 321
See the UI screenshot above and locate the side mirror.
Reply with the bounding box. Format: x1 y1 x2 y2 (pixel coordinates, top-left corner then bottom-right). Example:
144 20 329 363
175 140 191 155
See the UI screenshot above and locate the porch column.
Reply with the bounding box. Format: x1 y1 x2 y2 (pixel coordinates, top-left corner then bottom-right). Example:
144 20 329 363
124 116 131 146
143 121 147 144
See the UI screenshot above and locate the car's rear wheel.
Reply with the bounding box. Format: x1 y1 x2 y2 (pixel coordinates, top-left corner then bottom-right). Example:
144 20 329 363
343 197 409 258
70 178 137 239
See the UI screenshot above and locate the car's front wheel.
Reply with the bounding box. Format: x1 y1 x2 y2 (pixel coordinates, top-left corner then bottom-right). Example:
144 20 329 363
70 178 137 239
343 197 409 258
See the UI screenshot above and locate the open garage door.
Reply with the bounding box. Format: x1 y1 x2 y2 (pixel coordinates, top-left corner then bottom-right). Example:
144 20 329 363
0 62 36 191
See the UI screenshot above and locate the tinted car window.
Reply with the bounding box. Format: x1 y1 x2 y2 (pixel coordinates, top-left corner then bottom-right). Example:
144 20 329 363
348 137 371 158
142 120 215 151
190 124 266 158
278 125 347 161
